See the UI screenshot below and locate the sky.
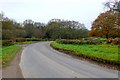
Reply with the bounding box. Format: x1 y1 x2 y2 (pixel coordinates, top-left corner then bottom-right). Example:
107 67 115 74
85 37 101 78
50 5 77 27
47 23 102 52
0 0 108 30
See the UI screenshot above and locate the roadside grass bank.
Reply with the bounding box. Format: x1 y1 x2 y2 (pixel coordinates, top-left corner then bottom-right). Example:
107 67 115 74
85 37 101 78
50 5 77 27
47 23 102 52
51 41 119 70
1 40 49 67
2 45 22 67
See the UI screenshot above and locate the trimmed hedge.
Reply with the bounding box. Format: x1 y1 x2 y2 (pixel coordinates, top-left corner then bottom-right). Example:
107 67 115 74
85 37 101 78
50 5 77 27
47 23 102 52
3 38 48 46
26 38 48 41
57 39 101 45
15 38 48 42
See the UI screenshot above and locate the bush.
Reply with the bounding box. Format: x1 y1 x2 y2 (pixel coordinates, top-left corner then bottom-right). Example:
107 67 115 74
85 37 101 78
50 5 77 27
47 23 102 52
106 38 120 45
106 38 113 44
16 38 48 42
57 39 101 45
15 38 26 42
2 40 14 46
26 38 48 41
112 38 120 45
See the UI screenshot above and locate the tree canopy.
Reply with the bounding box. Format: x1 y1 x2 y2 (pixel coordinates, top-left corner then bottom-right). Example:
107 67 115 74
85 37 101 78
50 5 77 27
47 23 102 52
89 11 119 38
89 0 120 38
1 14 89 40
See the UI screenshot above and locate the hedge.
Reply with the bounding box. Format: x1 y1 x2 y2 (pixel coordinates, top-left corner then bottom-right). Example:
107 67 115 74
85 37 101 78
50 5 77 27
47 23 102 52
2 40 14 46
106 38 120 45
57 39 101 45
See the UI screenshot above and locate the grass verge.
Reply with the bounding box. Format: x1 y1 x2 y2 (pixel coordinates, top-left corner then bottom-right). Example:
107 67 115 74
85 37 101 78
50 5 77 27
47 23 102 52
2 45 22 67
51 42 119 67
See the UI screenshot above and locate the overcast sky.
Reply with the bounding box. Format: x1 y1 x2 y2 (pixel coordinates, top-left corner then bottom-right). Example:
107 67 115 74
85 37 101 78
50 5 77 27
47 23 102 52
1 0 107 29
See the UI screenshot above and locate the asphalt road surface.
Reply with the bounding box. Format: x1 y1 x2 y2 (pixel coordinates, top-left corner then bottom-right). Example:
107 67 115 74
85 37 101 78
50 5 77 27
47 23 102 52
19 42 118 78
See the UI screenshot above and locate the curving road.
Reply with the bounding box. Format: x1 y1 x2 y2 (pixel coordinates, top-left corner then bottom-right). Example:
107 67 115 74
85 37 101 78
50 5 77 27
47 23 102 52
19 42 118 78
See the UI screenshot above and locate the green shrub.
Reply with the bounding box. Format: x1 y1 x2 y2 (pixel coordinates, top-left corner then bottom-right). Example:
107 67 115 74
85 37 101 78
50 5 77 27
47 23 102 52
2 40 14 46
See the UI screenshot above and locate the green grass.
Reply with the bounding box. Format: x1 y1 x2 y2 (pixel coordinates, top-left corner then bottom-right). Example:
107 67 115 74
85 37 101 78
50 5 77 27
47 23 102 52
51 42 119 64
2 45 22 67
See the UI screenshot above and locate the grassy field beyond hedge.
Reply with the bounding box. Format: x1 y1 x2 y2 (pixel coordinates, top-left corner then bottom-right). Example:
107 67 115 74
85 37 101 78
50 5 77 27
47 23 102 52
2 45 22 67
51 42 119 65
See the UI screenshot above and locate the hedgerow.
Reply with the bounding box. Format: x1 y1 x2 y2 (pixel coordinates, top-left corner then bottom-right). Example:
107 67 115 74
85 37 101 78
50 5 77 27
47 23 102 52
56 39 102 45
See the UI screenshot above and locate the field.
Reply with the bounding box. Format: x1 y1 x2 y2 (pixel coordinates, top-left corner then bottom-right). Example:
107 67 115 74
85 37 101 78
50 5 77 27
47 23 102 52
51 41 119 65
2 45 22 67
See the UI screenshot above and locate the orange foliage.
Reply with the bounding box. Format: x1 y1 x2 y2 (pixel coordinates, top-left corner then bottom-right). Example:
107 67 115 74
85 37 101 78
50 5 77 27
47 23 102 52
89 11 119 38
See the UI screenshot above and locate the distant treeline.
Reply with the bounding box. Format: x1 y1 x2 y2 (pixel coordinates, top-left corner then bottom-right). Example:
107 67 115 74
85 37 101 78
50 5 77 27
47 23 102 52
1 7 119 42
2 16 89 40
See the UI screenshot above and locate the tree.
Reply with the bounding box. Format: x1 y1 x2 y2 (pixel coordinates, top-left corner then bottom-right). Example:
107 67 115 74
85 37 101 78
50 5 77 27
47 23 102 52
23 19 35 38
89 11 119 38
2 17 16 40
2 13 89 40
2 14 26 40
33 22 46 38
45 19 88 39
104 0 119 12
0 13 3 39
23 20 47 38
45 19 62 39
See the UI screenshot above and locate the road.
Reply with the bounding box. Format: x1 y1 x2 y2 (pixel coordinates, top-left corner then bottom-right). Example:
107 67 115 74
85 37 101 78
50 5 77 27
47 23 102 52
19 42 118 78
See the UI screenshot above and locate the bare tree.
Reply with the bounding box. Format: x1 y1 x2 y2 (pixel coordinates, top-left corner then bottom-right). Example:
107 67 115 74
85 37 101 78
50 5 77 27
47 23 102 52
104 0 120 12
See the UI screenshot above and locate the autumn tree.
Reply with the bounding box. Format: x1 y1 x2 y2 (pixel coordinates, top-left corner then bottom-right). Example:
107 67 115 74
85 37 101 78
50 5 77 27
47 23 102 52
89 11 119 38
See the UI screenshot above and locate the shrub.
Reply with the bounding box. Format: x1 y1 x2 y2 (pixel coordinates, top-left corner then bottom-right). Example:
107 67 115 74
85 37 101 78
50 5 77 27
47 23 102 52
112 38 120 45
26 38 48 41
2 40 14 46
106 38 113 44
57 39 101 45
15 38 26 42
15 38 48 42
106 38 120 45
